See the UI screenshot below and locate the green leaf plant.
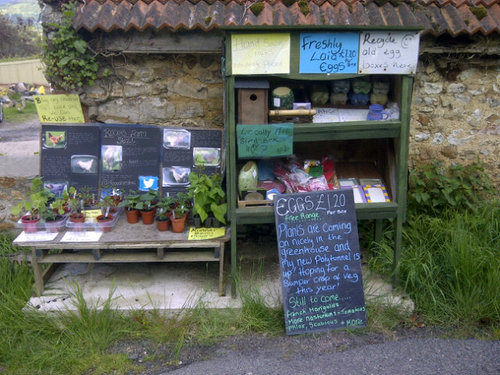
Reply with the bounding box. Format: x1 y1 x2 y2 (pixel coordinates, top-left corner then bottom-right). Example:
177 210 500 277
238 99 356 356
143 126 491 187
42 1 109 90
188 172 227 224
11 177 52 221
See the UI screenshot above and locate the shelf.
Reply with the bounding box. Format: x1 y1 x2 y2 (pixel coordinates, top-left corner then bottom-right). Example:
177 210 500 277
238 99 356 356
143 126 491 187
37 250 220 264
293 121 401 141
234 202 399 224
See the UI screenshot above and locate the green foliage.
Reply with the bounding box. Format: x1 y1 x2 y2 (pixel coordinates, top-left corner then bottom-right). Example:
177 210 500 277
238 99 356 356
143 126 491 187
249 2 265 16
136 189 159 211
155 195 174 220
41 1 106 90
118 190 142 210
188 172 227 224
369 202 500 328
1 101 38 123
407 161 494 216
0 12 41 58
11 176 52 220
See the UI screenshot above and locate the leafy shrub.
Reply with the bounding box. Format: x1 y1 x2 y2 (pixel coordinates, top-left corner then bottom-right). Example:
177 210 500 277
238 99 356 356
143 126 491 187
408 161 494 216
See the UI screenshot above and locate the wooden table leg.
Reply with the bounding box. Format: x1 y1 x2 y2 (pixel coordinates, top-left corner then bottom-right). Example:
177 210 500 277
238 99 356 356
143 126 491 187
218 242 225 296
31 247 44 296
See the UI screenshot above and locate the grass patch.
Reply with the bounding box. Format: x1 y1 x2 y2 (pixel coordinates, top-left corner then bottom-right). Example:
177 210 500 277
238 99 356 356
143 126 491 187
369 201 500 332
2 101 38 123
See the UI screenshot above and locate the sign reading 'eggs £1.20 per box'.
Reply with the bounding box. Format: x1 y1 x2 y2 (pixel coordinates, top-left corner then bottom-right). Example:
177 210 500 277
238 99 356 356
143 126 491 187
274 189 367 335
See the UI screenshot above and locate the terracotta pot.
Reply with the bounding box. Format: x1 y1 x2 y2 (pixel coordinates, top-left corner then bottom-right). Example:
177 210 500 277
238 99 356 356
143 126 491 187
44 216 65 233
21 215 40 233
69 212 86 231
171 217 186 233
156 218 170 231
125 209 140 224
140 209 155 225
96 214 114 232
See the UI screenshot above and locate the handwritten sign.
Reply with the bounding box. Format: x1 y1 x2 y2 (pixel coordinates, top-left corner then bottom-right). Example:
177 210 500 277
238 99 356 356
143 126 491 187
231 33 290 75
274 190 366 335
188 227 226 240
237 123 293 158
358 31 420 74
299 32 359 74
34 94 85 123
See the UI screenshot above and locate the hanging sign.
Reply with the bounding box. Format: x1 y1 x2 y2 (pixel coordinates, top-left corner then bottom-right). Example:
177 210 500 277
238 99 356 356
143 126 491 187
274 190 366 335
358 31 420 74
236 123 293 158
34 94 85 123
231 33 290 75
299 32 359 74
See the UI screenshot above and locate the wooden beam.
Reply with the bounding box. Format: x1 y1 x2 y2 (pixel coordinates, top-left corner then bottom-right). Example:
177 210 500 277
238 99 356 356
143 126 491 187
103 30 223 53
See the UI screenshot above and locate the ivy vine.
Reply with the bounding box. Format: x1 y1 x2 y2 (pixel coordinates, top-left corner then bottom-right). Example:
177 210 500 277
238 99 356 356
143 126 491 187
42 1 108 91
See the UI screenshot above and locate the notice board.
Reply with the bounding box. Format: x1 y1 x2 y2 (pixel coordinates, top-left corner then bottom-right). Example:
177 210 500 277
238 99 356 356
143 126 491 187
274 190 366 335
100 124 161 193
41 124 100 195
162 128 223 196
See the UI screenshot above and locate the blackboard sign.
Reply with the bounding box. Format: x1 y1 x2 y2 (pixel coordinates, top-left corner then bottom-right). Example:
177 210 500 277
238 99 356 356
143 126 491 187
41 124 100 195
274 189 366 335
236 123 293 158
162 128 223 195
100 124 161 193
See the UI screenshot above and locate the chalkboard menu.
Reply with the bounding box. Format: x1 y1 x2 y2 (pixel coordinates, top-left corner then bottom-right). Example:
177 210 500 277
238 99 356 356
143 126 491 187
162 128 223 195
41 124 100 195
274 190 366 335
100 124 161 193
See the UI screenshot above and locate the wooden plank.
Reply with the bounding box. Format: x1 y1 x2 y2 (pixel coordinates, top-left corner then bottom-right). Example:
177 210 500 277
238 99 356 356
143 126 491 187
104 30 223 53
37 251 220 264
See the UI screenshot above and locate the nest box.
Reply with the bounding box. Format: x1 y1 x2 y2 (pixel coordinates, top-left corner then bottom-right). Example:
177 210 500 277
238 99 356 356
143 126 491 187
236 80 269 124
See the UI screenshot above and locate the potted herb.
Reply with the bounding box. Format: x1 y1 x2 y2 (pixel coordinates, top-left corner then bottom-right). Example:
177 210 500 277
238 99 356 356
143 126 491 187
43 196 68 232
137 189 159 225
188 172 227 227
170 193 191 233
118 190 141 223
155 195 173 231
67 187 86 230
96 195 116 232
12 177 52 233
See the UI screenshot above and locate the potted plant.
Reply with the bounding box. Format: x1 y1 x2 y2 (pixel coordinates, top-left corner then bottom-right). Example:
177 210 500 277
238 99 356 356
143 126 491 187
67 187 86 230
12 177 52 233
118 190 141 223
170 193 190 233
43 196 68 232
136 189 159 225
188 172 227 228
96 196 115 232
155 195 173 231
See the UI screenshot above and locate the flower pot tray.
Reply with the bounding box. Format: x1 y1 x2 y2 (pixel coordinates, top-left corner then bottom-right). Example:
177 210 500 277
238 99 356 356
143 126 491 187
16 213 69 232
65 209 122 231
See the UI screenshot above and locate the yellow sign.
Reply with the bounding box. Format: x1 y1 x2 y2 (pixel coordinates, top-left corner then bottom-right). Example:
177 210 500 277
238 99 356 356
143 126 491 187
83 209 101 223
231 33 290 75
188 227 226 240
33 94 85 123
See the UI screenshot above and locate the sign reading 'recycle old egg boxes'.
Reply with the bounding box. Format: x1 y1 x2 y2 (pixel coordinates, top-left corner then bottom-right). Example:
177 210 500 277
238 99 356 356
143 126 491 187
274 189 366 335
358 31 420 74
299 32 359 74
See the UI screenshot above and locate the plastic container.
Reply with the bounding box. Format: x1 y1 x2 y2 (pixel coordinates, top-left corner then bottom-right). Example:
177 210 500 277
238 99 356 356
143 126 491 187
66 209 121 231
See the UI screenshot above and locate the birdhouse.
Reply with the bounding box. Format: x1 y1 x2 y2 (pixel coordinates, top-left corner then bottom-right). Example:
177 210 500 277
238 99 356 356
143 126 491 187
236 80 269 124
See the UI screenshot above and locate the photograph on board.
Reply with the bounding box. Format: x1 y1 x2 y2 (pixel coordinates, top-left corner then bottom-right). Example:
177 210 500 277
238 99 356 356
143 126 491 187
162 166 191 187
163 129 191 149
70 155 98 174
101 145 123 171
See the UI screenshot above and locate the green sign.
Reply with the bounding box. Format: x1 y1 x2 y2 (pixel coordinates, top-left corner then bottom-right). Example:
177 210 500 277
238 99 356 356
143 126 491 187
237 123 293 158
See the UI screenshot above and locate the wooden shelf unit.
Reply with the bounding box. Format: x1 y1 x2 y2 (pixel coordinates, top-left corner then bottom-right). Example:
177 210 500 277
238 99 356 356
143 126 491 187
224 31 414 291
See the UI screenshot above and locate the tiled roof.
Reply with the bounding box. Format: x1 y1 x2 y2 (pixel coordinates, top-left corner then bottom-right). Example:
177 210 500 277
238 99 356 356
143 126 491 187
73 0 500 37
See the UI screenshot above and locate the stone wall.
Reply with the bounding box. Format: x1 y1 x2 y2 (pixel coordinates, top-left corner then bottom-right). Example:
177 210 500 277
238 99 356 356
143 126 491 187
410 55 500 185
81 54 224 128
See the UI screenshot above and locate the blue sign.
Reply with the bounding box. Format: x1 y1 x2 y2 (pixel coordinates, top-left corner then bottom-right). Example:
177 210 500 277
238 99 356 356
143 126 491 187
299 32 359 74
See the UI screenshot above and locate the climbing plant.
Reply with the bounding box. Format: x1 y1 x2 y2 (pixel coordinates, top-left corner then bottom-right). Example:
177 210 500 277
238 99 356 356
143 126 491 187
42 1 106 90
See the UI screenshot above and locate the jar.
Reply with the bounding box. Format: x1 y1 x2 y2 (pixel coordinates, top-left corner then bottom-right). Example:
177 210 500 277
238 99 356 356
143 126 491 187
367 104 389 121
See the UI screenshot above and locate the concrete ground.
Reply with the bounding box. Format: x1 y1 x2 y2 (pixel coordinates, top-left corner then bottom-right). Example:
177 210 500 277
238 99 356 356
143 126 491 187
25 238 414 314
